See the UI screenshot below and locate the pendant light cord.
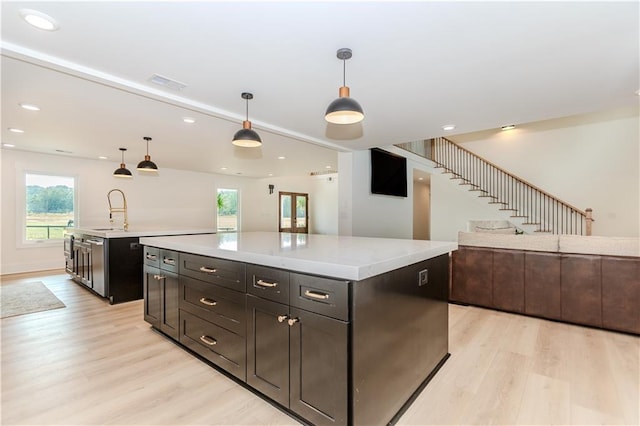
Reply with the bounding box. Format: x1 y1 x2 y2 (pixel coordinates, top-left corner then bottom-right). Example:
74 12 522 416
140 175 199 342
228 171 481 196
342 59 346 87
245 98 249 121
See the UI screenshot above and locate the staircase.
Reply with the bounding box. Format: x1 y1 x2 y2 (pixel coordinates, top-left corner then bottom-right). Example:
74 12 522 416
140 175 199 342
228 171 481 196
396 137 593 235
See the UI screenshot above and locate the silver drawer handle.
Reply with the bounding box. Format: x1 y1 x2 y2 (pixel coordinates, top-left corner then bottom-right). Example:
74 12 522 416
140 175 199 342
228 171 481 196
304 290 329 300
256 279 278 288
277 315 288 323
287 317 299 326
146 254 157 260
199 297 217 306
199 335 217 346
163 258 176 265
199 266 217 274
153 274 165 280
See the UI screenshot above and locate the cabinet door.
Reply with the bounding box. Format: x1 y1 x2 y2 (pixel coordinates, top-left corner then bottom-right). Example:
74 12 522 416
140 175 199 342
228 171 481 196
159 270 179 340
561 254 602 327
525 252 561 320
602 257 640 334
289 307 348 425
492 249 524 313
246 294 290 407
143 264 161 327
451 247 493 306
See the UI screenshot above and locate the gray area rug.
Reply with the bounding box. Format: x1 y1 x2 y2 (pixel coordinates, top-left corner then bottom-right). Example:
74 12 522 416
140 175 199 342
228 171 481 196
0 281 66 319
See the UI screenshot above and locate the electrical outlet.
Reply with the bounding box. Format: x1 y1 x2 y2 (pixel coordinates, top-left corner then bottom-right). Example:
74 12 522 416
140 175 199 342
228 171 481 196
418 269 428 286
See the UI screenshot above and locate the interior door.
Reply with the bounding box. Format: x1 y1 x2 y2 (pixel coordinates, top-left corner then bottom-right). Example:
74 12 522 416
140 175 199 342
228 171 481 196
279 192 308 233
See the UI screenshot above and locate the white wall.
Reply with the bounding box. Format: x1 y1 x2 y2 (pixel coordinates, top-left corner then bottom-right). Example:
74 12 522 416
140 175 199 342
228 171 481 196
338 150 413 239
413 179 430 240
431 106 640 240
1 150 337 274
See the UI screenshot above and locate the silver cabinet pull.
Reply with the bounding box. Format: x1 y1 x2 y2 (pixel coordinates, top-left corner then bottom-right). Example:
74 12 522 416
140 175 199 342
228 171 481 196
287 318 299 326
256 279 278 288
153 274 166 280
199 335 217 346
304 290 330 300
277 315 288 323
146 254 157 260
199 297 217 306
199 266 217 274
163 258 176 265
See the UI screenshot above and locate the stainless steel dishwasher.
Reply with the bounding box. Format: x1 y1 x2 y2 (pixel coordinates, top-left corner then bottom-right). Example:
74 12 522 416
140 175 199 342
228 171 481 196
85 237 106 297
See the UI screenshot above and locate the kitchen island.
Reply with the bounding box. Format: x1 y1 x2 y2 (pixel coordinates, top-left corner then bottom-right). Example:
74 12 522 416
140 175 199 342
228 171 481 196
140 232 457 425
64 227 214 303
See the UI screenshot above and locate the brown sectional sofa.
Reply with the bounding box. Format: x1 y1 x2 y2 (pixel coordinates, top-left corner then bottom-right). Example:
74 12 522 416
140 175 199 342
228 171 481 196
451 233 639 335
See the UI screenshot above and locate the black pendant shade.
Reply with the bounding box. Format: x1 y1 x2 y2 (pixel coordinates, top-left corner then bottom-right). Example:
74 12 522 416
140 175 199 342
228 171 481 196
113 148 133 178
232 92 262 147
137 136 158 172
325 48 364 125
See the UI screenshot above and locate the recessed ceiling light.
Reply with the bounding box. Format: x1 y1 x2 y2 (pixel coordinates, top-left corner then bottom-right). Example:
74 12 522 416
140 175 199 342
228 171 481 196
3 143 16 148
442 124 456 131
20 9 59 31
19 103 40 111
268 173 273 177
98 156 108 160
418 177 424 181
325 165 333 169
183 117 196 124
635 89 640 96
8 128 25 133
501 125 516 131
220 167 228 171
278 156 286 160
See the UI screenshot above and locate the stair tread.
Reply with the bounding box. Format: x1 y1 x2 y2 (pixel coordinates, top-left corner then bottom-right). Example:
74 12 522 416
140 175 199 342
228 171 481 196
510 215 529 218
521 222 541 225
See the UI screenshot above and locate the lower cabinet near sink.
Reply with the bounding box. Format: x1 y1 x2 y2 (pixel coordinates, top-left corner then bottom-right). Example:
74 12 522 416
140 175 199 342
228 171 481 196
142 246 450 426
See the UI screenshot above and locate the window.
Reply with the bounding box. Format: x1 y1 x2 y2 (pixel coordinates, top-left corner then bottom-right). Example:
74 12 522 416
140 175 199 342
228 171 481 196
24 173 76 243
217 188 239 232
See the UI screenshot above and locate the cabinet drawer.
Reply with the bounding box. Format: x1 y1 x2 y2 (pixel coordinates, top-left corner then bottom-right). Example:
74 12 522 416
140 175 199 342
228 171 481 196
290 273 349 321
247 264 290 304
143 246 160 268
180 252 246 292
179 310 246 381
180 275 246 336
160 250 179 273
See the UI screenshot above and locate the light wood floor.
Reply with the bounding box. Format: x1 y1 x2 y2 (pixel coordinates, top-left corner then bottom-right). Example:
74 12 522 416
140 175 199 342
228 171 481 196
1 271 638 425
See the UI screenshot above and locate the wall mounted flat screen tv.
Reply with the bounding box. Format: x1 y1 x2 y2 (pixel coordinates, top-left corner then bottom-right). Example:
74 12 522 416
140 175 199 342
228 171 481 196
370 148 408 197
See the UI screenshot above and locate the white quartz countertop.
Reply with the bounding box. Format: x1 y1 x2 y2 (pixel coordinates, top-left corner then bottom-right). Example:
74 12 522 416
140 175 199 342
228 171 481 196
71 227 216 238
140 232 458 281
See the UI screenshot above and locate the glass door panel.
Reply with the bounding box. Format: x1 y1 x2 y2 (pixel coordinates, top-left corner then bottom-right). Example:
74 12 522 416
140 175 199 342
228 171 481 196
279 192 308 233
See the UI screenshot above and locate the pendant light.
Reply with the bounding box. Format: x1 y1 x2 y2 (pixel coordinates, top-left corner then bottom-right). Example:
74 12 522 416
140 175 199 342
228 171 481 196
113 148 132 178
325 48 364 125
137 136 158 172
232 92 262 147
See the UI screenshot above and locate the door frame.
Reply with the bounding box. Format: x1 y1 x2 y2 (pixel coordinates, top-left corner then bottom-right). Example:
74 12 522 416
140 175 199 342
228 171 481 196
278 192 309 233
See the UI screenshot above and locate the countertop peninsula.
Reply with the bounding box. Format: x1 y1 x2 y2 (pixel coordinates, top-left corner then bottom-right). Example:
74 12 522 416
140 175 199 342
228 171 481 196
140 231 457 281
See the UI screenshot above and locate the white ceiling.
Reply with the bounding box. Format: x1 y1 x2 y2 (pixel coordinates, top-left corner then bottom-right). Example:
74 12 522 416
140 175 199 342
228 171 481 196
2 1 638 178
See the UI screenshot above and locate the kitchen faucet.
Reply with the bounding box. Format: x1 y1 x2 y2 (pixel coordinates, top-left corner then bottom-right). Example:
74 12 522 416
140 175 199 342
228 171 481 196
107 189 128 231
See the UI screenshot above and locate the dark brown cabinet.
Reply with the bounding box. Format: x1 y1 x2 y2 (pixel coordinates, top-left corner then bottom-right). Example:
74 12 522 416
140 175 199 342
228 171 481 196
451 247 493 306
246 269 349 426
561 254 602 327
524 252 561 320
143 248 180 340
492 249 524 313
602 256 640 334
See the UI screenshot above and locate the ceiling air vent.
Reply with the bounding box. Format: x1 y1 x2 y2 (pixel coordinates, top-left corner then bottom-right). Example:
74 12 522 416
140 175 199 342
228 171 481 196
148 74 187 91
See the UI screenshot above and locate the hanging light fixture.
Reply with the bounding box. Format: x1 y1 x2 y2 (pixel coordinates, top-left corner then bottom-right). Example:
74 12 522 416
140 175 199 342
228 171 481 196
137 136 158 172
325 48 364 125
113 148 132 178
232 92 262 147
